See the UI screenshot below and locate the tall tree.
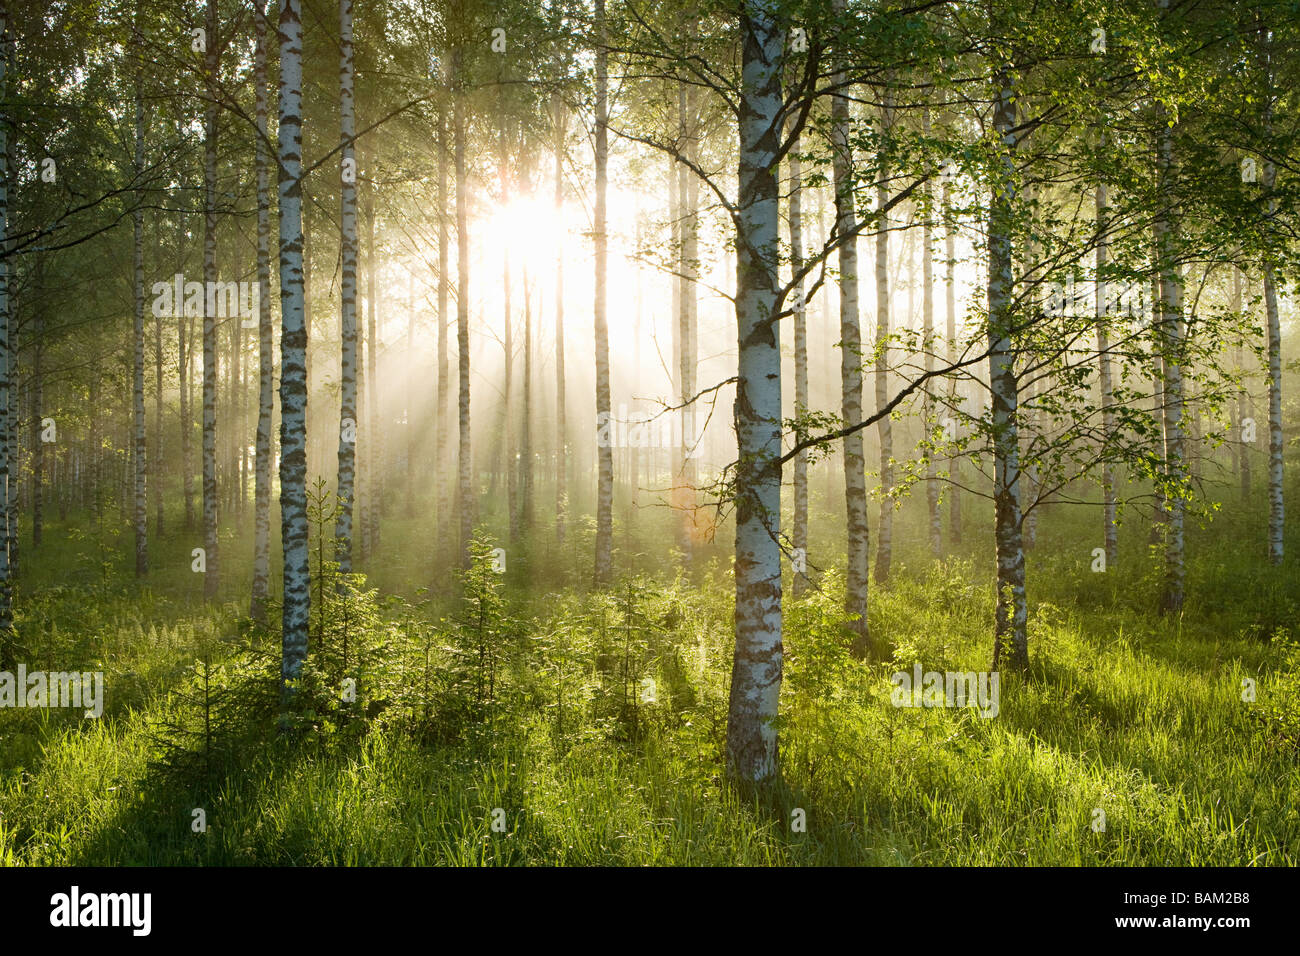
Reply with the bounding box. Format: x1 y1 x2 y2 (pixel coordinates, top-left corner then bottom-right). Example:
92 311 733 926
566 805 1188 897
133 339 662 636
278 0 310 691
201 0 220 600
455 51 473 570
988 67 1027 670
788 121 809 597
132 23 147 577
251 0 274 622
335 0 359 574
1154 112 1186 614
873 85 893 583
592 0 613 586
0 0 11 652
1097 174 1118 568
831 0 870 651
726 0 784 785
553 94 567 544
436 110 451 551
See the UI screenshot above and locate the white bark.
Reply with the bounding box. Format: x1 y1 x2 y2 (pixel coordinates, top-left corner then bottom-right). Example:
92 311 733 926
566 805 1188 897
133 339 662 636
251 0 274 621
278 0 310 686
202 0 220 600
988 70 1027 670
831 0 870 650
726 0 784 784
335 0 358 573
593 0 613 586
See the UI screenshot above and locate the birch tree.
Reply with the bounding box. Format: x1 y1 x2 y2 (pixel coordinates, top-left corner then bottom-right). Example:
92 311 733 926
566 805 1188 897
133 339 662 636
132 25 147 577
201 0 220 600
831 0 870 651
593 0 613 587
335 0 359 574
251 0 274 622
726 0 783 785
988 67 1027 671
0 0 11 650
278 0 310 691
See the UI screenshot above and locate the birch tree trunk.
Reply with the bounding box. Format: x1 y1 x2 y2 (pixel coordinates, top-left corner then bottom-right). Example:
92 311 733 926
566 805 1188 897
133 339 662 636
501 121 518 543
437 111 451 549
454 59 474 570
133 43 148 577
30 303 41 550
179 207 194 532
592 0 613 587
335 0 359 574
202 0 220 600
1233 268 1250 503
553 95 567 544
788 128 809 597
521 267 534 532
726 0 783 785
922 111 939 559
988 70 1027 671
873 86 894 584
278 0 310 689
0 0 12 648
1262 158 1283 565
1096 179 1118 566
831 0 870 650
944 179 961 544
676 80 698 558
153 244 163 539
1154 115 1185 614
251 0 273 622
363 180 380 558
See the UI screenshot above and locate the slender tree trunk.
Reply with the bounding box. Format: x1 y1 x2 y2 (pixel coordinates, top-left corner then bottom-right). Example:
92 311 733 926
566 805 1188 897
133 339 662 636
676 79 698 559
789 128 809 596
179 213 194 532
553 96 567 543
251 0 273 622
1154 115 1185 614
152 242 163 540
363 178 380 558
30 304 41 550
592 0 613 586
501 122 518 543
1234 267 1250 502
873 86 893 583
988 70 1027 671
922 111 939 559
0 3 11 650
521 267 534 532
944 179 961 545
278 0 310 690
405 268 415 516
436 111 451 551
1097 179 1118 567
831 0 870 651
335 0 359 573
726 0 784 785
201 0 220 600
1262 167 1284 565
454 61 473 569
133 42 148 578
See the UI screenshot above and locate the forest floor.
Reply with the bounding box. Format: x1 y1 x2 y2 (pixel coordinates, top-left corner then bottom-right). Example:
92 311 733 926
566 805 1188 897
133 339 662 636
1 484 1297 865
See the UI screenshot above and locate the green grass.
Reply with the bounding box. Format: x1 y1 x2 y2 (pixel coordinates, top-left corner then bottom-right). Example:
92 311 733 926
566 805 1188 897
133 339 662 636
0 477 1297 865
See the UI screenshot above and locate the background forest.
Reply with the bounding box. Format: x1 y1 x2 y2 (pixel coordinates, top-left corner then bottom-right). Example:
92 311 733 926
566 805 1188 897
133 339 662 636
0 0 1297 866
